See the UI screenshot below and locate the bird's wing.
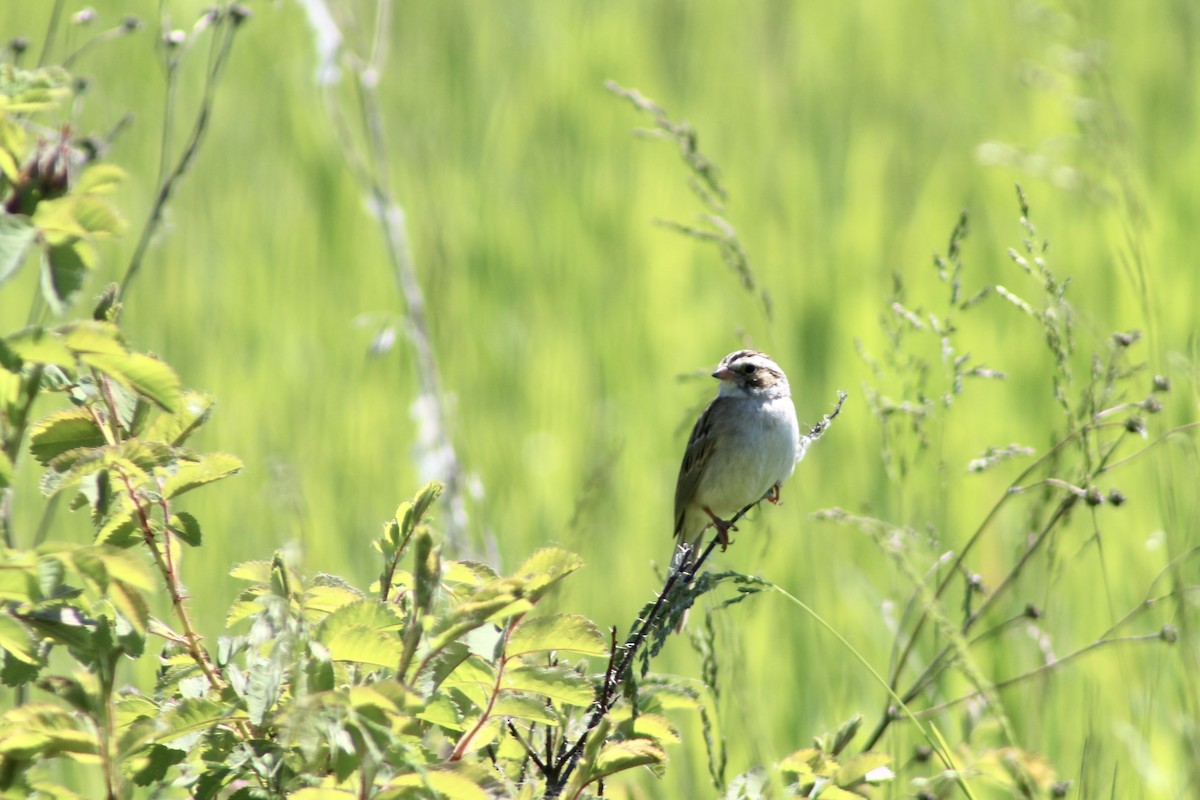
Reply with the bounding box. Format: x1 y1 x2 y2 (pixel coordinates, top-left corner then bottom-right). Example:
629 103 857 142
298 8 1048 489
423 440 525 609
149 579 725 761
673 396 729 537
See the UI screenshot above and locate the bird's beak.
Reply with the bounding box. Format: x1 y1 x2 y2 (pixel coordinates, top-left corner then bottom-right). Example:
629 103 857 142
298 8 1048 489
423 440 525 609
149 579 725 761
712 366 735 380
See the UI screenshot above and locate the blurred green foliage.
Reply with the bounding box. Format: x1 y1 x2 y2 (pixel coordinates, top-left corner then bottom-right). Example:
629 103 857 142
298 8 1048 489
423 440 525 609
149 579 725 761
2 0 1198 797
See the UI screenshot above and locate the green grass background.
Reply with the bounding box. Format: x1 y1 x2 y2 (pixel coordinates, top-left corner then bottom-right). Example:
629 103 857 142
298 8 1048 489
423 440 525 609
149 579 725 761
3 0 1199 796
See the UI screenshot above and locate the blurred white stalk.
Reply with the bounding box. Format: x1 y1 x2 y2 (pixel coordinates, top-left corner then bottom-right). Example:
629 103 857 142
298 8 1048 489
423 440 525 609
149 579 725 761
297 0 472 553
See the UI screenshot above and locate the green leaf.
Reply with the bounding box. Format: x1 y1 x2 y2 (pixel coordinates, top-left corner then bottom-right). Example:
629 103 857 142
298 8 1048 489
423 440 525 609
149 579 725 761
128 743 187 787
5 326 74 367
590 739 666 783
614 711 681 745
40 241 92 315
0 213 36 285
64 545 156 593
155 698 228 744
59 320 126 356
493 693 561 724
507 613 608 658
322 625 404 668
0 450 12 491
511 547 584 603
171 512 203 547
0 613 39 665
161 452 243 498
836 752 893 787
502 664 594 706
75 164 126 196
378 769 489 800
28 408 106 465
81 350 181 412
317 600 405 666
70 196 124 236
0 703 98 759
144 390 216 445
109 578 149 641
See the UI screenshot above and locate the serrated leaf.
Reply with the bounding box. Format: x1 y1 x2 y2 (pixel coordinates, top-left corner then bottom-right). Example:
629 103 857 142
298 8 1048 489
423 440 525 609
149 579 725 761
507 613 608 658
0 613 38 664
836 752 893 787
0 703 98 759
41 242 91 315
144 390 215 445
439 653 494 688
780 747 827 775
590 738 665 782
161 452 242 498
511 547 583 603
75 164 126 195
70 196 124 236
155 698 228 744
0 213 36 284
65 546 156 592
29 409 106 465
127 743 187 787
491 694 557 725
614 711 680 745
322 625 404 668
81 350 181 412
378 769 488 800
171 512 203 547
109 579 149 641
59 320 125 356
289 789 358 799
442 560 500 585
502 664 593 706
302 584 364 619
5 326 74 367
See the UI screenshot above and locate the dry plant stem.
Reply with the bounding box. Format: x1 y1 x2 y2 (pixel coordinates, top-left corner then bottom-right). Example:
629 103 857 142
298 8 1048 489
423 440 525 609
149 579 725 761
916 632 1164 718
117 10 240 303
866 418 1140 750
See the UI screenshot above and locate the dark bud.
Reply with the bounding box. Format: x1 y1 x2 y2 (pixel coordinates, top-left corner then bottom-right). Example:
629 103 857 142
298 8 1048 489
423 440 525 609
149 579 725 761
1052 781 1072 797
1152 374 1171 393
121 15 143 32
914 745 933 763
230 4 252 24
1024 603 1042 619
1084 487 1103 507
9 36 29 56
73 76 91 94
93 284 121 322
1112 330 1140 348
917 792 937 800
1161 625 1177 644
1107 489 1126 507
1142 396 1163 414
1124 416 1146 435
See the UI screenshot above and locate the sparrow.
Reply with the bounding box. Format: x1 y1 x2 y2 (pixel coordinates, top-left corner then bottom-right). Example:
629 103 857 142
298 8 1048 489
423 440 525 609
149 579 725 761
673 350 802 572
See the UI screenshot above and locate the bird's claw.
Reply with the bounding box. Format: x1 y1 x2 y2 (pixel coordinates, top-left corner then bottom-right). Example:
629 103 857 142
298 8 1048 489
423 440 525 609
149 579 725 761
704 508 738 550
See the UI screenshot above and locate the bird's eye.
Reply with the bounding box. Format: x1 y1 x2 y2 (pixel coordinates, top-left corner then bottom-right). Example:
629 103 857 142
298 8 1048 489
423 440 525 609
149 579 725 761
738 362 756 375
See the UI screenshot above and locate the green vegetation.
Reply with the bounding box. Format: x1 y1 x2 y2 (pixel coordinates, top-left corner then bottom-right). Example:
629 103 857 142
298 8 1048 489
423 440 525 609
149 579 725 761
1 1 1198 797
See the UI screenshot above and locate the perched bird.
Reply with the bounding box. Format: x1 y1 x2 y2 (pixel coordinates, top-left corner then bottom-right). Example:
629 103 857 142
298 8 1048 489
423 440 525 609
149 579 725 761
672 350 802 573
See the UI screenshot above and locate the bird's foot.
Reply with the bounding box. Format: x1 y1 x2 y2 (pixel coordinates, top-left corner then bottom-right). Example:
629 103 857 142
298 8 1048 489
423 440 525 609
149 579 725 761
703 507 738 550
765 482 783 505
